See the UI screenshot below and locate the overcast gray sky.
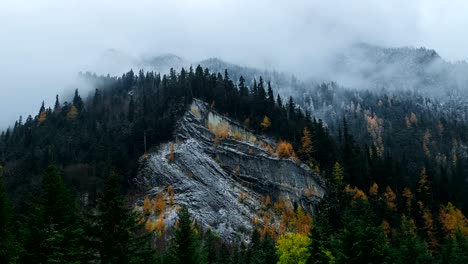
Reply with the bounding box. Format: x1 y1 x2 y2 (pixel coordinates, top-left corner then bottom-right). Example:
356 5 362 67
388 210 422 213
2 0 468 128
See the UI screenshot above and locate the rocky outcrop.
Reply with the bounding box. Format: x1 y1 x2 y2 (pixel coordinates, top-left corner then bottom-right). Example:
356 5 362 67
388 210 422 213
135 99 325 242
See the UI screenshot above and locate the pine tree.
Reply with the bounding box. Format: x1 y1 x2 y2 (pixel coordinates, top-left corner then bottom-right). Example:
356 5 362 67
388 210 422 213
169 205 206 264
0 166 18 263
90 173 153 263
441 230 468 264
267 81 275 109
19 166 88 263
72 89 84 111
394 215 433 264
239 76 248 97
54 94 61 112
128 95 135 122
335 200 392 264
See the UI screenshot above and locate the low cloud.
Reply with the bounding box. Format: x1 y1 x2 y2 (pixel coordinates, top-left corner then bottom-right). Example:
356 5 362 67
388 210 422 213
1 0 468 127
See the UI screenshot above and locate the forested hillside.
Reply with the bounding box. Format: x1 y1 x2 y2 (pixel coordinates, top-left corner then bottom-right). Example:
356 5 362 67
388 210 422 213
1 66 468 263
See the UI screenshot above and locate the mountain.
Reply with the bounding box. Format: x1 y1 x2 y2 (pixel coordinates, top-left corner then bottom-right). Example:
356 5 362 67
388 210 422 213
330 43 468 99
1 56 468 262
135 99 324 241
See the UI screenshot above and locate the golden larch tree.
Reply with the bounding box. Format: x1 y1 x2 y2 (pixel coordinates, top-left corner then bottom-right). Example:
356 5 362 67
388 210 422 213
422 209 438 251
153 193 166 215
168 143 175 163
439 202 468 238
167 185 175 206
384 186 397 211
66 105 78 120
299 127 313 161
369 182 379 196
38 111 47 124
276 141 296 159
260 116 271 130
145 219 154 232
402 188 414 215
154 214 166 236
143 196 152 215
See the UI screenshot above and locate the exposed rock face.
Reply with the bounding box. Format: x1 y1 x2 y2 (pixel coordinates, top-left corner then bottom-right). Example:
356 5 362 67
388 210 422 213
135 99 325 242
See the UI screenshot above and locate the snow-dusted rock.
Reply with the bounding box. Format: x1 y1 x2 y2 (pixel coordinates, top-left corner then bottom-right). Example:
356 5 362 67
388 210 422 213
135 99 325 242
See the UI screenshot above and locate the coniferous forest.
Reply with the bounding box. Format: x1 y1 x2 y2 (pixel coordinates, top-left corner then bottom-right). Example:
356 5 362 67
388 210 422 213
1 65 468 264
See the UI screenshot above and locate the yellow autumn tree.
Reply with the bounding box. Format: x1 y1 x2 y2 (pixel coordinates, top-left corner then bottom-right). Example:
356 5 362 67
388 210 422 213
410 112 418 124
262 214 276 238
402 188 413 215
405 115 411 128
154 214 166 236
299 127 313 161
143 196 152 215
344 185 368 202
153 193 166 215
422 208 438 251
293 206 313 235
260 116 271 130
384 186 397 211
439 202 468 238
145 219 153 232
369 182 379 196
276 233 311 264
333 162 344 186
276 141 296 159
417 167 431 203
265 195 271 207
167 185 175 206
66 105 78 120
38 111 47 124
168 143 175 163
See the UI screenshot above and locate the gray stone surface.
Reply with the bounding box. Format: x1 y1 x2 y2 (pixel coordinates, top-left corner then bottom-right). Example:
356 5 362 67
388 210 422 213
135 99 325 242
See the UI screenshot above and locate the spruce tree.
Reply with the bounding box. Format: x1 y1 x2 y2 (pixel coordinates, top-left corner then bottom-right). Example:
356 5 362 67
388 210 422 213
19 166 87 263
90 172 153 264
169 205 206 264
0 166 18 263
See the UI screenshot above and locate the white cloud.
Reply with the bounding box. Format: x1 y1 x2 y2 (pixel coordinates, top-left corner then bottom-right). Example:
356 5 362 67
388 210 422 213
1 0 468 127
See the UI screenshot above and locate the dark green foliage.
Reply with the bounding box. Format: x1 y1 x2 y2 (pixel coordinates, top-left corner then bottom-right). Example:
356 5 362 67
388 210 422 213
0 167 18 263
393 215 433 264
89 173 153 264
168 205 206 264
18 166 87 263
334 201 392 264
441 230 468 264
0 65 467 263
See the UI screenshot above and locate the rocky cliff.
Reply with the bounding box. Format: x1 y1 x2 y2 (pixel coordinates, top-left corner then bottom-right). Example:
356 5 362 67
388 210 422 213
135 99 325 242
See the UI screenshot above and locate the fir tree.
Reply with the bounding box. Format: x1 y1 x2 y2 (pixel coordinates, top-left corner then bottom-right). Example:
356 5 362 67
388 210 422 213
90 172 153 264
0 166 18 263
169 205 206 264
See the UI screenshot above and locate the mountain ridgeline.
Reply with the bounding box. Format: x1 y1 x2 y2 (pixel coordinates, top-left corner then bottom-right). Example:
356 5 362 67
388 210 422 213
0 55 468 263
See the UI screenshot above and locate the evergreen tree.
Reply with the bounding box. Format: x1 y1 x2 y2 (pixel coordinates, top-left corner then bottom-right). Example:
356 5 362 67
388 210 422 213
239 76 248 97
90 173 153 264
267 81 275 109
73 89 84 111
128 95 135 122
393 215 432 264
54 94 61 112
335 200 392 264
19 166 87 263
441 230 468 264
0 166 18 263
169 205 206 264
